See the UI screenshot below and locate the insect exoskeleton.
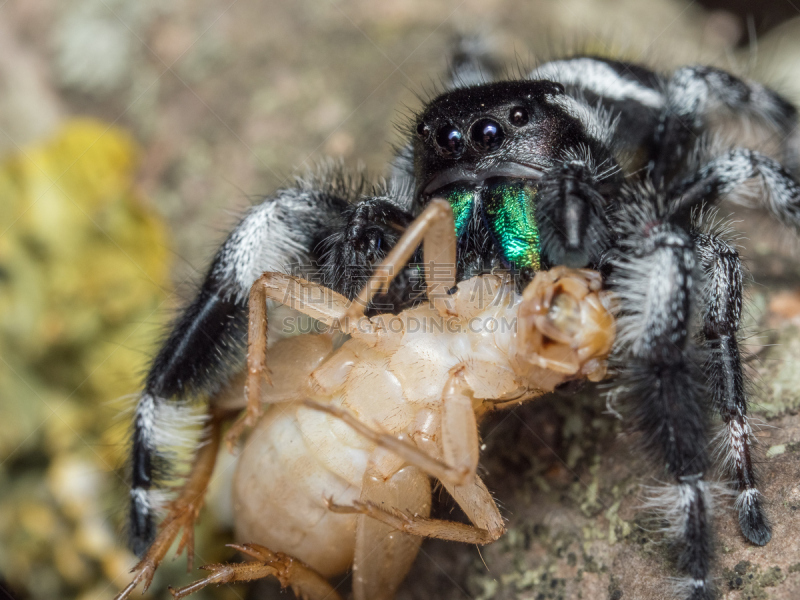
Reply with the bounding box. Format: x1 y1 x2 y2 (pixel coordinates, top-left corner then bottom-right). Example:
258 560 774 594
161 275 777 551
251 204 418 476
166 199 615 600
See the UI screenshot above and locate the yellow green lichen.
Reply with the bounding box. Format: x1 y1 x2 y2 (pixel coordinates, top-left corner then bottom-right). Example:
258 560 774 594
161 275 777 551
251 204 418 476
0 119 175 598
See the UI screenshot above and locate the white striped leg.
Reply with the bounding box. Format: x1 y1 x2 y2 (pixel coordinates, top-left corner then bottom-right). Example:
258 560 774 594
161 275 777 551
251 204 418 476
612 204 715 600
655 66 800 181
695 231 770 545
670 148 800 229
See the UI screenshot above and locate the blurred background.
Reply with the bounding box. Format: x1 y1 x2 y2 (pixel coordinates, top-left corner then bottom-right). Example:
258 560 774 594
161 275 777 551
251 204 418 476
2 1 800 599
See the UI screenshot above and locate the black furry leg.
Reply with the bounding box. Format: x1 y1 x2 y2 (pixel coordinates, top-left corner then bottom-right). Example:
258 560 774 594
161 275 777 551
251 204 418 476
128 173 354 556
695 232 771 546
670 148 800 229
320 197 417 309
654 65 800 182
538 156 616 268
613 206 714 600
130 273 247 556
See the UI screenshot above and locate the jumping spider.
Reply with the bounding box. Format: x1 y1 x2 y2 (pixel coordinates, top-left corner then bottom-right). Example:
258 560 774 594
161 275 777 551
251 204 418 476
121 46 800 600
122 199 615 600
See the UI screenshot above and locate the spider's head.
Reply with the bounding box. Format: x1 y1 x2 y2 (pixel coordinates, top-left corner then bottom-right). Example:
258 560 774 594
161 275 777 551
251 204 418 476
412 80 617 273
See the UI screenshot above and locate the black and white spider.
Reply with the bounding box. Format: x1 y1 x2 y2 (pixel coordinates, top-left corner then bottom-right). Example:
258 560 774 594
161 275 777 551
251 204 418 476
125 45 800 600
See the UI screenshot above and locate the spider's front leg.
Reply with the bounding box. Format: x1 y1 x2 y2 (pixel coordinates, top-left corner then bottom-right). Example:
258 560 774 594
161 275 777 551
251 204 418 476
670 148 800 230
612 205 714 600
128 173 351 556
320 197 414 305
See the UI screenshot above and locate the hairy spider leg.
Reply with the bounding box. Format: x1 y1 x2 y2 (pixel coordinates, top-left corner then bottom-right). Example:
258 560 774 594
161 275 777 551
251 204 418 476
320 198 414 301
606 148 800 598
655 66 800 183
347 198 457 319
694 232 770 546
128 174 353 556
665 148 800 548
530 57 800 186
671 148 800 229
116 413 223 600
611 202 714 600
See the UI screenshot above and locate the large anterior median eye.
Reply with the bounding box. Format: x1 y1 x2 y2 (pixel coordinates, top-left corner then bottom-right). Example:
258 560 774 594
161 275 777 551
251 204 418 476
438 182 477 236
482 178 541 270
470 118 505 152
435 125 465 158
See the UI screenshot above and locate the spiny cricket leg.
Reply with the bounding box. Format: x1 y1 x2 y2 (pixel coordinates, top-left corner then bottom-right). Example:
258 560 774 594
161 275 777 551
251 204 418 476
327 472 503 545
415 430 505 545
304 399 471 486
315 368 504 548
352 466 431 600
115 415 222 600
348 197 456 319
169 543 342 600
227 272 368 447
440 368 480 484
306 368 480 488
319 370 503 553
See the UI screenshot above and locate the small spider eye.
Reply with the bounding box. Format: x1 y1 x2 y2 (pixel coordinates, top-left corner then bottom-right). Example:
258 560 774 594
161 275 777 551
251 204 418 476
509 106 529 127
416 121 430 138
470 118 505 152
435 125 464 158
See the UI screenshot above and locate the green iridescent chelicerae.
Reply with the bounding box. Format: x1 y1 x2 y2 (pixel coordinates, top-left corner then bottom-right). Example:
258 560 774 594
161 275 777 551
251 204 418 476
441 178 541 270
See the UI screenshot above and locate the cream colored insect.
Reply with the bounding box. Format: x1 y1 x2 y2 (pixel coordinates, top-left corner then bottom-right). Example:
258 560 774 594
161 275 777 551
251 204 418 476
117 199 615 600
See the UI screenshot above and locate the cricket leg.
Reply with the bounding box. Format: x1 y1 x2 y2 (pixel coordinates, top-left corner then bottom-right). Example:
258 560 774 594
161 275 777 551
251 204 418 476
327 470 503 545
351 465 431 600
168 543 342 600
303 366 479 486
348 198 456 319
115 414 223 600
304 399 471 486
227 272 372 447
322 368 504 545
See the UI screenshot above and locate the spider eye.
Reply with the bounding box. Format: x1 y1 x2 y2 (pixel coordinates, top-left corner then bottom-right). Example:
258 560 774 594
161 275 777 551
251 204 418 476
416 121 430 138
435 125 464 158
509 106 529 127
470 118 505 152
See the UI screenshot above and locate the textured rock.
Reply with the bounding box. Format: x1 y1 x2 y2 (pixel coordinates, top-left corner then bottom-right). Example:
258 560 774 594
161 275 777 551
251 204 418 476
2 1 800 599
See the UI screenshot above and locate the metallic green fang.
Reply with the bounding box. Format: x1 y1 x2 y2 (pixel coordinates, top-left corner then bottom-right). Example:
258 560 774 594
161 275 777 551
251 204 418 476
442 185 475 236
483 179 541 270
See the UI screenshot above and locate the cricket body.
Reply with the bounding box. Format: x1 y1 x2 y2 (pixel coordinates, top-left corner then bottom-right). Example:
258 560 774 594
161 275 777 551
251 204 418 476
164 199 615 600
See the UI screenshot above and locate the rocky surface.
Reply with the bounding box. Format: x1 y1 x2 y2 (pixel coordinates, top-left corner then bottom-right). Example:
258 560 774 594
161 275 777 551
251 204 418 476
1 1 800 599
